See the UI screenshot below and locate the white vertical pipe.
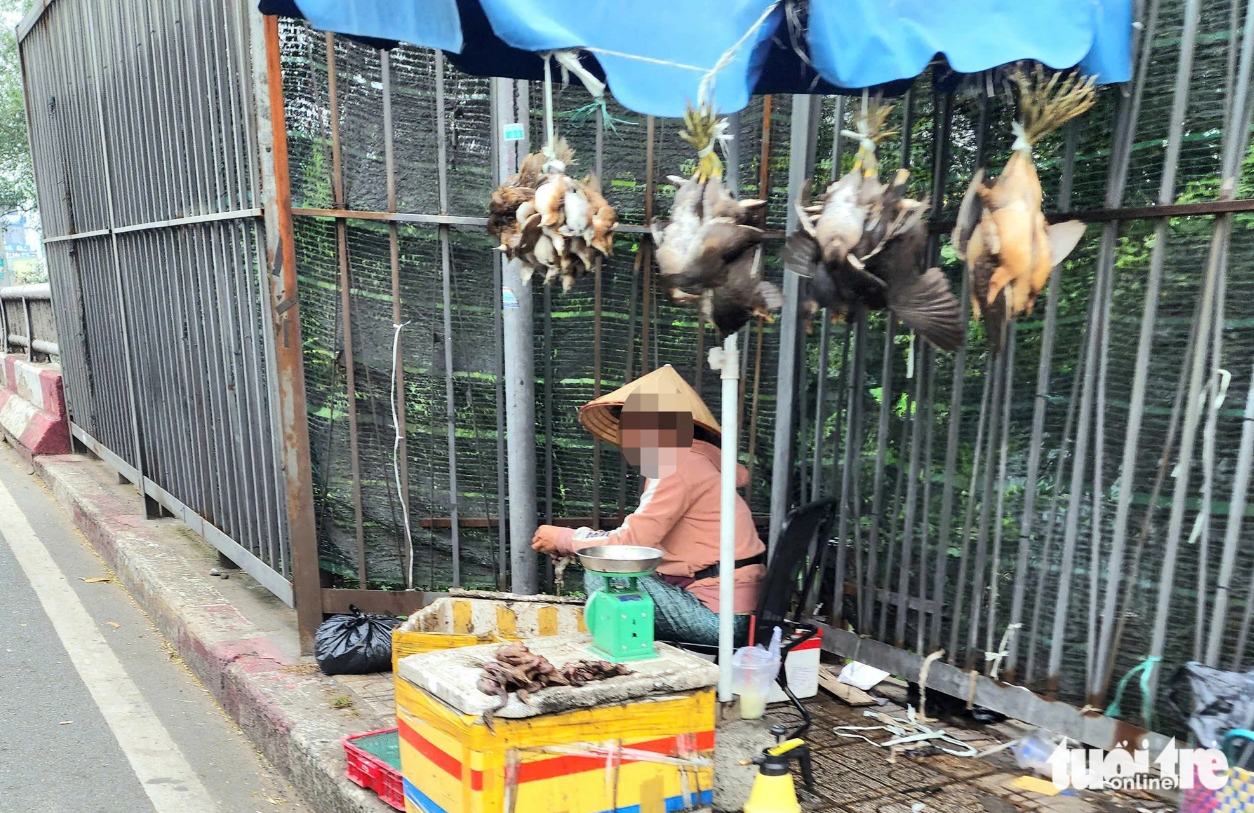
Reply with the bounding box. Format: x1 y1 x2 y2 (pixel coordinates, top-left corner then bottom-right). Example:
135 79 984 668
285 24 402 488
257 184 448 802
715 332 741 702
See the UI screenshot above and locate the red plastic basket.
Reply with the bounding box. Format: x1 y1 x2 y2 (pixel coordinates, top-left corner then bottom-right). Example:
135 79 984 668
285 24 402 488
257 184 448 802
343 727 404 811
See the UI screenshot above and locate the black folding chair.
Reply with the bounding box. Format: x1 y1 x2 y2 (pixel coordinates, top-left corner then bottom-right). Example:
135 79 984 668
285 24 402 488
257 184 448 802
664 498 838 739
754 497 838 738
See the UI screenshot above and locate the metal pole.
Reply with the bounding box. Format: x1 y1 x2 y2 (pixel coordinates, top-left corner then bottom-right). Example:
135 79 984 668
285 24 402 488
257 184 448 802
592 106 604 530
965 347 1006 668
494 78 538 594
716 333 741 702
640 116 654 375
434 51 461 588
1046 226 1109 692
930 92 977 650
1202 0 1254 668
770 95 821 553
84 0 154 515
864 320 895 628
915 351 938 654
257 12 321 650
985 333 1015 660
1093 0 1175 696
324 33 367 586
834 315 865 627
1147 0 1254 702
811 315 831 501
488 81 509 587
1025 334 1087 684
382 50 412 588
1006 120 1079 680
895 337 926 647
1207 362 1254 666
948 366 992 662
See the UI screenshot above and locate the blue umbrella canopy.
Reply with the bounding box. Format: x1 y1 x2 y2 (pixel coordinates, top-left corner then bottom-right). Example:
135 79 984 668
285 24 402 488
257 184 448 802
262 0 1131 116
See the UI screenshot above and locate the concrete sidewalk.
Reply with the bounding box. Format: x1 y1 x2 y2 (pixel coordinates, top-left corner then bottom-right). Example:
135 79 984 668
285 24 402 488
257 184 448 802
10 440 395 813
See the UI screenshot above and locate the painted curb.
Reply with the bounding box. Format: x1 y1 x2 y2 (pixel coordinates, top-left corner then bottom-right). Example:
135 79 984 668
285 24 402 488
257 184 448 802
28 453 390 813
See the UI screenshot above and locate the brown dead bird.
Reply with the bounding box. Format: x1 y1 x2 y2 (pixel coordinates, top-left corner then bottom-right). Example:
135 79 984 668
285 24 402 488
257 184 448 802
652 103 774 330
487 139 617 292
700 248 783 338
787 104 963 351
953 66 1094 352
476 643 630 729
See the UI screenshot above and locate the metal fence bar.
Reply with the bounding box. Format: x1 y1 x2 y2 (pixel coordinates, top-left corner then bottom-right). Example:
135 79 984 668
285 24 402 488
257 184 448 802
591 105 604 530
85 0 153 513
434 50 461 588
985 332 1015 660
929 91 973 652
894 336 926 648
324 32 367 587
258 10 320 646
1004 119 1078 679
488 79 509 586
1147 0 1254 704
770 94 820 552
864 320 895 628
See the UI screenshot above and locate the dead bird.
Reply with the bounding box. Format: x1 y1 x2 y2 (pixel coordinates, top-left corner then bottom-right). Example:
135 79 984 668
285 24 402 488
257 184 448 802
476 643 631 729
653 102 776 329
953 65 1094 352
787 104 964 351
486 138 617 292
700 248 783 338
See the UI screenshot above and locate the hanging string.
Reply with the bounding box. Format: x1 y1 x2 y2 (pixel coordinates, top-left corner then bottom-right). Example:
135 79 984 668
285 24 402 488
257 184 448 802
542 55 556 155
391 320 414 589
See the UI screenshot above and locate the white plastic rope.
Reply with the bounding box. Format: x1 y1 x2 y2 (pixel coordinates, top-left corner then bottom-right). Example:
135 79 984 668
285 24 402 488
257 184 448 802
391 321 415 589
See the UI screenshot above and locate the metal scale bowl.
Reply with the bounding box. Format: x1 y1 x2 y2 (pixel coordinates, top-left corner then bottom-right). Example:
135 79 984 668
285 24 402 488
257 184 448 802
576 546 663 663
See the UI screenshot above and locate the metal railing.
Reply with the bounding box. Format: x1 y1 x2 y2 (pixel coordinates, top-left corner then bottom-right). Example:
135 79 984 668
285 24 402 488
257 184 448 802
18 0 296 608
0 283 58 360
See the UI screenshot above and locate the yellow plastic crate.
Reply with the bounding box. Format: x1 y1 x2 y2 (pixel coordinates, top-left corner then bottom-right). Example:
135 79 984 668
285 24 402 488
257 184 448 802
392 593 588 671
395 677 714 813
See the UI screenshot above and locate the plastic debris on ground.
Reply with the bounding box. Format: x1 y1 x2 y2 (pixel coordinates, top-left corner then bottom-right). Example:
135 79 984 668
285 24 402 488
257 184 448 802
838 660 891 691
832 706 982 759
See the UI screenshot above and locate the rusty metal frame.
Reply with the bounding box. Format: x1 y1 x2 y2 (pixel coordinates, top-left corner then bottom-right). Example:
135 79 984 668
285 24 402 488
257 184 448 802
258 12 321 651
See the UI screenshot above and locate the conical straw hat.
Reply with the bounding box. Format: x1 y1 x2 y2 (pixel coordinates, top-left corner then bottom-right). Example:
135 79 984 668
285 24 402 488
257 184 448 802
578 364 720 446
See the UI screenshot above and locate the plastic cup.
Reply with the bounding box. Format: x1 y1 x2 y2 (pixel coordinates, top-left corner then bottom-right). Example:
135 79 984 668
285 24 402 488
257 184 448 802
731 644 780 720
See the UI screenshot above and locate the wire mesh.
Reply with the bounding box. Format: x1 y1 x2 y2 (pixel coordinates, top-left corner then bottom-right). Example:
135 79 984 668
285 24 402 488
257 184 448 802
20 0 1254 734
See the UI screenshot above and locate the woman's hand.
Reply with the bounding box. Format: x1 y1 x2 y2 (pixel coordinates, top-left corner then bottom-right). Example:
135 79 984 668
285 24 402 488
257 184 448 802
531 525 562 554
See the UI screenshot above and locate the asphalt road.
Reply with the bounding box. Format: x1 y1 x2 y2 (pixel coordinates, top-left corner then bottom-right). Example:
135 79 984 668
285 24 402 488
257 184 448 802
0 441 313 813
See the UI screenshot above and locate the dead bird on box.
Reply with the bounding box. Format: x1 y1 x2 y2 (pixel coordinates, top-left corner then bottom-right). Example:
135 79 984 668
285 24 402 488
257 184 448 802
785 96 964 352
476 642 632 730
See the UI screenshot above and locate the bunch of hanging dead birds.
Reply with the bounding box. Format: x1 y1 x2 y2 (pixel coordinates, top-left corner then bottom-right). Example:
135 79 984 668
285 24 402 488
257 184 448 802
784 66 1095 353
487 138 618 292
486 64 1095 353
476 642 633 723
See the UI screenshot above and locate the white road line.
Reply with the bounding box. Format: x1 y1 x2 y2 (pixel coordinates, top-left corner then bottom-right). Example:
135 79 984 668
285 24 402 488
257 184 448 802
0 478 218 812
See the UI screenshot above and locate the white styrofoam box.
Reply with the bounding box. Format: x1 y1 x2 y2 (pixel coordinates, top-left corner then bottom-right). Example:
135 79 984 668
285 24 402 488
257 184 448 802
768 627 823 703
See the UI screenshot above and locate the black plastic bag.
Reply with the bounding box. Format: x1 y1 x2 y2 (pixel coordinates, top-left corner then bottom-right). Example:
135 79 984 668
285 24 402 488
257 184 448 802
314 605 401 675
1167 661 1254 750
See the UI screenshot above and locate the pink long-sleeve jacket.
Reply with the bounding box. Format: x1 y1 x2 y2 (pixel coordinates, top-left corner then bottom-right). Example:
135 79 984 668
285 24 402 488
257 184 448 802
555 440 766 614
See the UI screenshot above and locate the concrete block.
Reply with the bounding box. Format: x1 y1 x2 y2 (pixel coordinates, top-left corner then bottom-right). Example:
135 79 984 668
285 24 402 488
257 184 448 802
0 354 69 455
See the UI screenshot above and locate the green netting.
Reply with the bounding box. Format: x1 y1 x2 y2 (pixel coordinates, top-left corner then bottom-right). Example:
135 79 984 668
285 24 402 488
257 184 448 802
279 1 1254 732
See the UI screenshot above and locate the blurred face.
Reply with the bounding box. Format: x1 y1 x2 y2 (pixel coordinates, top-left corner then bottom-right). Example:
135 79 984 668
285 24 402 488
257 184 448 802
618 389 694 480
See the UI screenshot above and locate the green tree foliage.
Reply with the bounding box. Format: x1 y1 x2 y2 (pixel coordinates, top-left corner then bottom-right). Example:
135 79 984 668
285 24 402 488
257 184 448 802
0 0 34 215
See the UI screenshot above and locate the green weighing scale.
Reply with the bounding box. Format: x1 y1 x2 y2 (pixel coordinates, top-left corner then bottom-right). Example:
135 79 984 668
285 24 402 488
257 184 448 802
576 545 664 663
